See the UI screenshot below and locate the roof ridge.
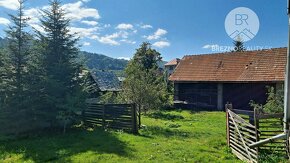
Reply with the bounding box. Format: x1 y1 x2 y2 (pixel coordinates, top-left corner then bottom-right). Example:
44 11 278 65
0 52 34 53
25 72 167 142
183 47 287 58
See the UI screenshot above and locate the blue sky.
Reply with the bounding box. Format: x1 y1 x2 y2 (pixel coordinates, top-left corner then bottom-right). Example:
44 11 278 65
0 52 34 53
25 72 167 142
0 0 288 61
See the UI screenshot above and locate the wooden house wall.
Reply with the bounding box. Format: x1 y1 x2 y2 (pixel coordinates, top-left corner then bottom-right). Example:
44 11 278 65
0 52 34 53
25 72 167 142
174 83 218 110
174 82 277 110
223 83 275 110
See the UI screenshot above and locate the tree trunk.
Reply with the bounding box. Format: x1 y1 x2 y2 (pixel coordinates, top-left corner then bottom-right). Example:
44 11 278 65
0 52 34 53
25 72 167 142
138 105 141 129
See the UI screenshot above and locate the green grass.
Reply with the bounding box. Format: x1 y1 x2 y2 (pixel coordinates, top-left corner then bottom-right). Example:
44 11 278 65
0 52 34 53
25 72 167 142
0 110 240 162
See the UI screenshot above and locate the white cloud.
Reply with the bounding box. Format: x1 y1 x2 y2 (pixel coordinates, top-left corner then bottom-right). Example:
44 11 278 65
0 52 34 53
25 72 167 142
0 0 19 10
24 8 42 24
23 1 100 26
202 44 219 49
30 24 45 33
153 41 170 48
117 57 130 60
62 1 100 21
140 24 152 29
94 33 120 46
120 39 136 44
103 24 111 28
91 29 137 46
81 0 91 2
116 23 134 30
81 20 98 26
0 17 10 25
147 28 167 40
83 42 91 46
69 27 99 38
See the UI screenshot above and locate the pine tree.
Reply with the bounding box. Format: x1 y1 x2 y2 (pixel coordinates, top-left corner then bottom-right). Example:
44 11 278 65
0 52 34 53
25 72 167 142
233 37 246 52
5 0 32 109
38 0 85 132
0 48 9 108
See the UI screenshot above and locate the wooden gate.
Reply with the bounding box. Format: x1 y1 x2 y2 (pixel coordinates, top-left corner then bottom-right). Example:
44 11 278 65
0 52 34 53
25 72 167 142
83 101 138 134
226 104 285 162
227 109 259 162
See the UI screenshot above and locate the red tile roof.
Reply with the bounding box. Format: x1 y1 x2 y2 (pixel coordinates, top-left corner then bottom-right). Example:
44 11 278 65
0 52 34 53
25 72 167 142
169 48 287 82
165 58 180 66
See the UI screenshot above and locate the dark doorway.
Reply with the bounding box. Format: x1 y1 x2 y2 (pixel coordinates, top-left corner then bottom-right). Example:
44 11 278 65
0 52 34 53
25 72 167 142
223 83 274 110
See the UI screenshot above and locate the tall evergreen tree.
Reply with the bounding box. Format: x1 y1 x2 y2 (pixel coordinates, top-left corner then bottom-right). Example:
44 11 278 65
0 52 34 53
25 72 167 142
0 48 9 108
5 0 32 109
38 0 85 132
233 37 246 52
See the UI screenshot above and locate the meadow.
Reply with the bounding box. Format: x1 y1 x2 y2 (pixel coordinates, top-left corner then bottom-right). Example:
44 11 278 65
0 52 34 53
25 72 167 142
0 110 240 163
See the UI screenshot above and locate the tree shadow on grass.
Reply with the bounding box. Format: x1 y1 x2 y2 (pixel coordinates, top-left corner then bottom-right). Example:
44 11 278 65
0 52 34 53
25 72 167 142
140 126 190 138
0 128 133 162
147 111 184 121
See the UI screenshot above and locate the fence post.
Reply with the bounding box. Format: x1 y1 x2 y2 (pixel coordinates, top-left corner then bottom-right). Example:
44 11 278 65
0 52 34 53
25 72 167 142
254 107 260 157
102 104 106 128
225 102 232 147
131 104 138 134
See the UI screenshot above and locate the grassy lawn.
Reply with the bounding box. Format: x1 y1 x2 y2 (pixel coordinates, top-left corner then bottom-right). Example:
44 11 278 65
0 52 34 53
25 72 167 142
0 110 240 162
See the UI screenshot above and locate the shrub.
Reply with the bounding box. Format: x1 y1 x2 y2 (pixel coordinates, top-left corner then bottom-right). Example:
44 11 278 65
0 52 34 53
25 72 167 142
250 86 283 113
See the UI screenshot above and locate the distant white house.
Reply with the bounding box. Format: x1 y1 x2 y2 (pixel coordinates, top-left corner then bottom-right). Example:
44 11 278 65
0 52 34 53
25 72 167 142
164 58 180 76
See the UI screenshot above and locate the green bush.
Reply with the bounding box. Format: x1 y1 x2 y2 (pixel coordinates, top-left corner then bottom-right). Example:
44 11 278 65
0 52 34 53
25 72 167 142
250 86 283 113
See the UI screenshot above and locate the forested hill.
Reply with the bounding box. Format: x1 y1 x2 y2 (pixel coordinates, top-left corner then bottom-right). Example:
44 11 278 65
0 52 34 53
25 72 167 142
80 51 128 70
0 37 128 70
0 37 166 71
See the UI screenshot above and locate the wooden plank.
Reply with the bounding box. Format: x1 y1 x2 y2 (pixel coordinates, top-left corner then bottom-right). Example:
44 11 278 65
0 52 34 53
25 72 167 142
226 110 230 147
84 116 102 120
229 123 256 135
228 111 256 129
231 109 254 116
260 145 285 149
229 138 258 155
104 109 132 114
230 144 249 159
84 102 137 133
228 111 254 161
257 113 283 119
131 103 138 134
258 120 282 123
259 130 283 133
229 126 257 140
104 117 133 122
260 133 284 137
104 104 132 107
85 120 103 125
229 119 256 130
259 124 283 128
231 148 257 163
85 112 103 115
230 144 256 162
230 134 256 145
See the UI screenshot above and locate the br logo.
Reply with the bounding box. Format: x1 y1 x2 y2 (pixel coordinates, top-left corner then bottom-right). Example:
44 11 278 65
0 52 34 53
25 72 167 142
225 7 259 42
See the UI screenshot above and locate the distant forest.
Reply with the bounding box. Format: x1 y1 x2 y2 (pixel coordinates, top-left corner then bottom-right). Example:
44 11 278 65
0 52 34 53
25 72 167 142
0 37 129 71
80 51 128 70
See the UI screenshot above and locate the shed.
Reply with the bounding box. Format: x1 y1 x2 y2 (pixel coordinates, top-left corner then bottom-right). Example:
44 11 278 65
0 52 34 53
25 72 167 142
169 48 287 110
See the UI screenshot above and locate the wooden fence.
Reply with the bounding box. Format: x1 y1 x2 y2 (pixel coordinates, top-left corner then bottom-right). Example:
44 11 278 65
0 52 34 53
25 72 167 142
83 101 138 134
226 104 285 162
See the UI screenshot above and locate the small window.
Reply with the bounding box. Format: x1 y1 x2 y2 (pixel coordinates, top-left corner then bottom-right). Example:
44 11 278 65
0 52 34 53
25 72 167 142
169 66 174 70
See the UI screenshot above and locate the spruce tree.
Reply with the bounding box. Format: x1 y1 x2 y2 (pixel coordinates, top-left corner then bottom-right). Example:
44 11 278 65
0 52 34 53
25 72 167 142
233 37 246 52
0 48 9 108
5 0 32 109
38 0 85 132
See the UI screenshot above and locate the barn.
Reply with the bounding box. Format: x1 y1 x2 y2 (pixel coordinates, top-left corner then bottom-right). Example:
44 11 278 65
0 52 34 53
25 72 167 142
169 48 287 110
